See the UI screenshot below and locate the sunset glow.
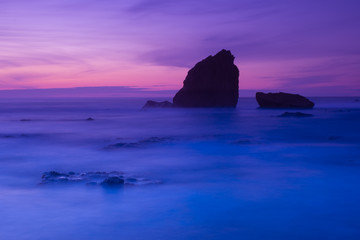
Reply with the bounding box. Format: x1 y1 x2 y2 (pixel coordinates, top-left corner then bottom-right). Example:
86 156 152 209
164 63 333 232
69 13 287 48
1 0 359 96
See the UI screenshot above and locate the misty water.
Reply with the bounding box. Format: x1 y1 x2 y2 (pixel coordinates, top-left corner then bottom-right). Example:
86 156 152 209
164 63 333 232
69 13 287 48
0 97 360 240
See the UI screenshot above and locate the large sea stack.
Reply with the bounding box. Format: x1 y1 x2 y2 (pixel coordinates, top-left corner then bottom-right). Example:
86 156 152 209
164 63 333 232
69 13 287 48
173 49 239 107
256 92 315 108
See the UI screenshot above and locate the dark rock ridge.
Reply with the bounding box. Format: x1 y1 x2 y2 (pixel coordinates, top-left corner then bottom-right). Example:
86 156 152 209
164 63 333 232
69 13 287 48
142 100 173 109
256 92 314 108
40 171 160 186
278 112 314 118
173 49 239 107
105 136 174 149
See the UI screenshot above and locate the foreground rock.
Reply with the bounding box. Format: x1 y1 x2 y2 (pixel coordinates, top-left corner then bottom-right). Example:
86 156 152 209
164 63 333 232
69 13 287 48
256 92 315 108
142 100 173 109
40 171 160 186
101 176 125 186
278 112 313 117
173 49 239 107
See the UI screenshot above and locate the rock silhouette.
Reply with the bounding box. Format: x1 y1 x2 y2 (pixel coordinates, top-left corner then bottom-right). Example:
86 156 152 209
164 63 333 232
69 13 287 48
278 112 314 117
256 92 314 108
173 49 239 107
142 100 173 109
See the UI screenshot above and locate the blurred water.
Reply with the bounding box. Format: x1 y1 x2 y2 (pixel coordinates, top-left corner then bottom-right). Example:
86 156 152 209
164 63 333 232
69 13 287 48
0 97 360 240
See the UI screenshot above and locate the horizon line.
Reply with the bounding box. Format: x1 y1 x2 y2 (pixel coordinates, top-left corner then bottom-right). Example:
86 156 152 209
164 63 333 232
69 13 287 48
0 86 358 98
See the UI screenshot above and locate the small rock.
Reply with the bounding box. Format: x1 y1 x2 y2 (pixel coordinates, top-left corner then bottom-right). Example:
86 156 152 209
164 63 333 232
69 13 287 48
142 100 173 109
101 177 125 186
278 112 313 117
105 137 173 149
86 117 94 121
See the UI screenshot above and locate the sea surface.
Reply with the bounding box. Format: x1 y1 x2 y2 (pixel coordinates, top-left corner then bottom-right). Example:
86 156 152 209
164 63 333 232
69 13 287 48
0 97 360 240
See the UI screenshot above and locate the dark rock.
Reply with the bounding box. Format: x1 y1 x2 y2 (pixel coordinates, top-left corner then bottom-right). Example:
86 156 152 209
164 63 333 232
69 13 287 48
101 177 124 186
142 100 173 109
20 119 32 122
256 92 314 108
40 171 160 186
355 99 360 102
105 137 173 150
86 117 94 121
173 49 239 107
278 112 314 117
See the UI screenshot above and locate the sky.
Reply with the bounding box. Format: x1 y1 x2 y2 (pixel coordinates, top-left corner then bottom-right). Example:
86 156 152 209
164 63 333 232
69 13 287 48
0 0 359 96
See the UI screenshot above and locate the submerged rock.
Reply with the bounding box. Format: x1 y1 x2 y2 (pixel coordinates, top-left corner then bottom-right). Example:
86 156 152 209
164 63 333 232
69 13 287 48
40 171 160 186
105 137 174 149
173 49 239 107
142 100 173 109
278 112 314 118
86 117 94 121
256 92 315 108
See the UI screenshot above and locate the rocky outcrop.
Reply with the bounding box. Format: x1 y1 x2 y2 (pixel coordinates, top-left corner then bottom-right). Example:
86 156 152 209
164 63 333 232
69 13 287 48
278 112 313 117
256 92 314 108
173 49 239 107
101 176 124 186
40 171 160 186
142 100 173 109
143 50 240 109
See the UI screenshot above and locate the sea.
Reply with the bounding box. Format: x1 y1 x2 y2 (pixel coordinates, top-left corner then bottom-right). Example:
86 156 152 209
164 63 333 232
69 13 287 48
0 97 359 240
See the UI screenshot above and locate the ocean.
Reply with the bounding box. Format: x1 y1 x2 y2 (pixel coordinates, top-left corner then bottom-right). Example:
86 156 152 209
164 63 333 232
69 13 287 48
0 97 359 240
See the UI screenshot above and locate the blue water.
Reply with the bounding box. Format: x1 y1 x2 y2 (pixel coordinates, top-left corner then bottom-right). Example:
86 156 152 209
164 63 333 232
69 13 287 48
0 97 360 240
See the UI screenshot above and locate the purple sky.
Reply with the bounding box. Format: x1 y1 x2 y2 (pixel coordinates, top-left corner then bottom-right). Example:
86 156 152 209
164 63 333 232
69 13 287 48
0 0 359 96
